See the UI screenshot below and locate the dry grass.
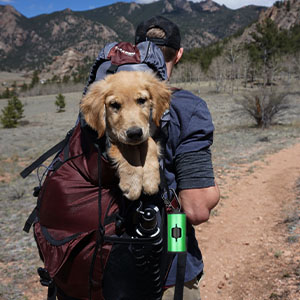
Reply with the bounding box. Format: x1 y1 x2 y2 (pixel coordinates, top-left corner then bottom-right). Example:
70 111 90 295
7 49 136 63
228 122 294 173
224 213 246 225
0 77 299 299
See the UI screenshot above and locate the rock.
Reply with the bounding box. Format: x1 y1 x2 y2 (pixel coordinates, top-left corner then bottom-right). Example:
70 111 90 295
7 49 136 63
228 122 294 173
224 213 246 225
218 281 225 289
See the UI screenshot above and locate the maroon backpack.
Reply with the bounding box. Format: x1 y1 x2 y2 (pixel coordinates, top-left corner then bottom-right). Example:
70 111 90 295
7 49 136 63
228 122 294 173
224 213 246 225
22 122 174 300
21 42 184 300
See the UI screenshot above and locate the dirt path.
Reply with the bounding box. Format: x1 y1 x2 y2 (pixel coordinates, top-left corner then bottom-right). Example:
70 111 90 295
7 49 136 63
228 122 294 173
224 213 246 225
198 142 300 300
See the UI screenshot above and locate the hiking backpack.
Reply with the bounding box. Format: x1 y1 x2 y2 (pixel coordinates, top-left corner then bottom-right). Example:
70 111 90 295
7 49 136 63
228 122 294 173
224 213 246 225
21 41 186 300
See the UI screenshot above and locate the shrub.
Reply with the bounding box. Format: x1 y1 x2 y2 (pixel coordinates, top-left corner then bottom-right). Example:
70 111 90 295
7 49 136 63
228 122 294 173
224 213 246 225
235 89 289 128
29 70 40 88
0 87 17 99
21 83 28 92
55 93 66 112
0 96 24 128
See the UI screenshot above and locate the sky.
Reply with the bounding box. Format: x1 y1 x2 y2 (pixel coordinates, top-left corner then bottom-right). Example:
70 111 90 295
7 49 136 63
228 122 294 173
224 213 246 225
0 0 276 18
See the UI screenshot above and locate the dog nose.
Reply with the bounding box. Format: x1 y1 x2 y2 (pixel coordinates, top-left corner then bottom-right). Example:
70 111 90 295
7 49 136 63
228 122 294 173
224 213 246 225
126 127 143 140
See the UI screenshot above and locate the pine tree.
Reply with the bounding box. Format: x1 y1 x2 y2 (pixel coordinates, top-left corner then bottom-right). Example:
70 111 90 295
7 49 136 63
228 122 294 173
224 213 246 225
286 0 291 12
0 88 11 99
21 82 28 92
0 96 24 128
55 93 66 112
248 19 285 85
30 70 40 88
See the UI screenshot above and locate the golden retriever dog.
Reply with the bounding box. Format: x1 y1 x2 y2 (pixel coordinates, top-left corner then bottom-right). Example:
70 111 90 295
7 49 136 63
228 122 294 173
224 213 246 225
80 71 171 200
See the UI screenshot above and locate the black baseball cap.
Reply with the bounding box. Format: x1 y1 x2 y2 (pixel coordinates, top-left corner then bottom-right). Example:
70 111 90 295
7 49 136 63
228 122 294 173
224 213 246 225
135 16 181 50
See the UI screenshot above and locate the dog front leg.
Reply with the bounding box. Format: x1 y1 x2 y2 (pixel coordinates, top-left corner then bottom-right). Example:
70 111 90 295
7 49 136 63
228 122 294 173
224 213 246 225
142 138 160 195
109 144 143 201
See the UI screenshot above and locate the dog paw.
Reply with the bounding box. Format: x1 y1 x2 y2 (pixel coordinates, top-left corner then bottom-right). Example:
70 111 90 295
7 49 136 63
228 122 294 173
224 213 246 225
143 182 159 196
142 169 160 195
122 188 142 201
119 173 143 201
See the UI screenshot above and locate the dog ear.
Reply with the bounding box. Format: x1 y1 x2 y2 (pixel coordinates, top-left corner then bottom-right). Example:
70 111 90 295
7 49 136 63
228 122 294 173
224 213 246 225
80 81 107 138
146 75 171 127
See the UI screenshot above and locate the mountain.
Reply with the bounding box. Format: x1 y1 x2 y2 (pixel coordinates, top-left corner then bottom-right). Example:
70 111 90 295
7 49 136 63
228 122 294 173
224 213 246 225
0 0 265 73
258 0 300 30
240 0 300 43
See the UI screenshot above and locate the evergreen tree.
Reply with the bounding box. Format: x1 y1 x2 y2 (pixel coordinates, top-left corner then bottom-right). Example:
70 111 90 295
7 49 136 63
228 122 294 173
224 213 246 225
286 0 291 12
21 82 28 92
0 88 11 99
55 93 66 112
0 96 24 128
30 70 40 88
247 19 285 85
62 75 70 84
181 42 224 73
51 74 60 83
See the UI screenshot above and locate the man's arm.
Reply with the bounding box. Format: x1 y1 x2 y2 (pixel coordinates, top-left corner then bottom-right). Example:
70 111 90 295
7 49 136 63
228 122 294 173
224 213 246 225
179 184 220 225
174 149 220 225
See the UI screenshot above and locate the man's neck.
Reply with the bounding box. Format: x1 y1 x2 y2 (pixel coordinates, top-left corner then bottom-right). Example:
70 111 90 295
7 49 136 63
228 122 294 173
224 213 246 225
166 61 174 79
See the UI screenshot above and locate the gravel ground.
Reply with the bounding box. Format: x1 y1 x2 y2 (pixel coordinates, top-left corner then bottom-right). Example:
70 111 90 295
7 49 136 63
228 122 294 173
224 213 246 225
0 80 299 299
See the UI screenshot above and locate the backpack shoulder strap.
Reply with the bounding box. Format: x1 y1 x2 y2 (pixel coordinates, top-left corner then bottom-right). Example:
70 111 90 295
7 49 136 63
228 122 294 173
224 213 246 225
20 127 75 179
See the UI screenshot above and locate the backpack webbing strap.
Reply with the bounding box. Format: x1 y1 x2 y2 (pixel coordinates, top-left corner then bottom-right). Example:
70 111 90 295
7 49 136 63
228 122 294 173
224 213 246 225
174 252 187 300
23 206 38 233
20 128 74 179
37 267 57 300
159 159 187 300
83 58 105 95
89 142 105 300
106 63 119 74
46 284 57 300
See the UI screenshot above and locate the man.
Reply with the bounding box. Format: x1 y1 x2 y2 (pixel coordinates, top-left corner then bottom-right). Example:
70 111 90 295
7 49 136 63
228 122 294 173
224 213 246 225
135 16 220 299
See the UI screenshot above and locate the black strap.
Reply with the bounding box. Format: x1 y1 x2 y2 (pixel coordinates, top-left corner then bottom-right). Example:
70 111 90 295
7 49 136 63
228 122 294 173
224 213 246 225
160 208 176 289
37 267 57 300
47 284 57 300
106 63 119 74
20 128 74 179
23 206 38 233
174 252 187 300
95 142 105 236
159 159 187 300
83 58 105 96
89 142 105 300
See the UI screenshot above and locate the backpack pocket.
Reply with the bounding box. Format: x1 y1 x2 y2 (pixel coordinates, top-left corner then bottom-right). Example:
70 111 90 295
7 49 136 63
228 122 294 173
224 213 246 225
34 222 113 299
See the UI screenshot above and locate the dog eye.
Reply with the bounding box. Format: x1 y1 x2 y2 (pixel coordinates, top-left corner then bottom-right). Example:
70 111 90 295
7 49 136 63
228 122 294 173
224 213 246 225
109 102 121 110
137 98 147 105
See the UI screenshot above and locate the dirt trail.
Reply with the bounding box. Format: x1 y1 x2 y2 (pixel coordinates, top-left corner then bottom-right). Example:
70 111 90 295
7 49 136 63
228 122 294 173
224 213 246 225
198 142 300 300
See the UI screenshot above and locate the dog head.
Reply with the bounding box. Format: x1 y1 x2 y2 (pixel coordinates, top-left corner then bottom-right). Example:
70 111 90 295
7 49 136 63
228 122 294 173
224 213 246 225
80 71 171 145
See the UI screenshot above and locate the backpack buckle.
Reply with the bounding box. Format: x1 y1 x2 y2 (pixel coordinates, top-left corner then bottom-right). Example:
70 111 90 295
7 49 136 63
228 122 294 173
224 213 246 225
37 267 54 287
162 188 181 212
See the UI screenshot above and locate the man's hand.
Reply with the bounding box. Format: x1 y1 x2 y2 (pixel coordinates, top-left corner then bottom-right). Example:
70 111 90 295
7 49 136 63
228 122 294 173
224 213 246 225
179 184 220 225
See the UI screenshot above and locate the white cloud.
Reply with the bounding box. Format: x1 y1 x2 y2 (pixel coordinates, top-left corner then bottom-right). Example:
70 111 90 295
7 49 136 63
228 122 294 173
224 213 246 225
135 0 159 3
204 0 275 9
0 0 14 3
135 0 275 9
